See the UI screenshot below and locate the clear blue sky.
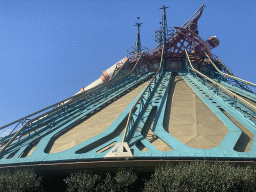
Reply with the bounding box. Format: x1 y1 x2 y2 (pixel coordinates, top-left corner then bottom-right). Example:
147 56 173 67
0 0 255 136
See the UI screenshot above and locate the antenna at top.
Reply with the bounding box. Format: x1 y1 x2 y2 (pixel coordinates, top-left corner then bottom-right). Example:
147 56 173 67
135 17 142 27
127 17 149 58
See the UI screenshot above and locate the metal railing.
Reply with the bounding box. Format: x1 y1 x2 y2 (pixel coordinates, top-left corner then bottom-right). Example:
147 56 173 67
185 49 256 125
122 45 165 142
0 57 131 132
0 52 151 156
205 53 256 96
206 53 256 89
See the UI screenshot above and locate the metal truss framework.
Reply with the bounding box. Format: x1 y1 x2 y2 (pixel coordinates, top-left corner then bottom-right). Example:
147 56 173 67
208 55 256 100
0 53 152 162
107 50 256 160
1 47 256 167
1 2 256 167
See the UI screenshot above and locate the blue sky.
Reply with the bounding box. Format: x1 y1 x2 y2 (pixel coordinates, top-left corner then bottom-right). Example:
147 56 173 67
0 0 255 136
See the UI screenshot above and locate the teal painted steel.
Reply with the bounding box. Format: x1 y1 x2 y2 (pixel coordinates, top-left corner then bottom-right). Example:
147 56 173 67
123 68 166 143
1 71 256 165
126 71 256 159
1 51 256 166
0 73 153 165
1 59 256 165
1 2 256 167
0 53 153 164
215 73 256 97
208 55 256 98
193 72 256 126
216 80 256 102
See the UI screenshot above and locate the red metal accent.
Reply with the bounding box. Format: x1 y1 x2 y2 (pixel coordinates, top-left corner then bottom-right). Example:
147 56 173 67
165 27 212 59
123 5 212 74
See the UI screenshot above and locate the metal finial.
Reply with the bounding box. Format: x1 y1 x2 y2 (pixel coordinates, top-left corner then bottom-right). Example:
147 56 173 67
135 17 142 27
160 5 169 10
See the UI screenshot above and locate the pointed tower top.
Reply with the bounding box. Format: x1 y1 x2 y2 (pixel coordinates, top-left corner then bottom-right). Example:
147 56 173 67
160 5 169 10
135 17 143 27
127 17 148 58
155 5 174 47
134 17 142 55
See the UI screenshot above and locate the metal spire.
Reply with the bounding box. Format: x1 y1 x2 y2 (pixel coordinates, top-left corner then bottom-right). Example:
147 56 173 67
160 5 169 70
158 22 163 45
160 5 168 50
135 17 142 54
127 17 148 58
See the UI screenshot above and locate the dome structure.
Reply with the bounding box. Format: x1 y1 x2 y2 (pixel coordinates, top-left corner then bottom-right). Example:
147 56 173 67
0 2 255 173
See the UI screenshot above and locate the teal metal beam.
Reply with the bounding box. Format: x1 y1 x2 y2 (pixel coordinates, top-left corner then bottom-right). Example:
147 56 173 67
0 53 151 158
2 51 256 165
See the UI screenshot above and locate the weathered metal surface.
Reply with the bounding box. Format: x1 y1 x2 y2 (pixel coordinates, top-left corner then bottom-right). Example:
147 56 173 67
1 2 256 168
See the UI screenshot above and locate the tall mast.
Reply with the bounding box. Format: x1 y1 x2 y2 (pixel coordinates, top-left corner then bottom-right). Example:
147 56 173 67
160 5 169 70
135 17 142 55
